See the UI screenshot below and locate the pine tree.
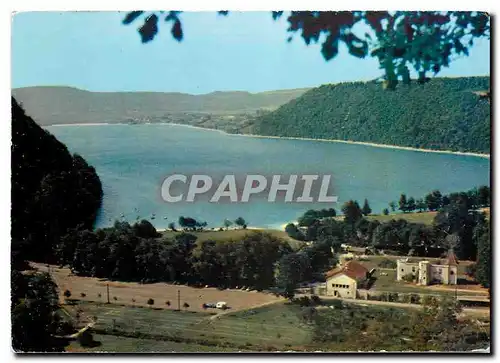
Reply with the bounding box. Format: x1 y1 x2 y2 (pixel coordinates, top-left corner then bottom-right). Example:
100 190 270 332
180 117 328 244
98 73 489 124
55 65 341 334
407 197 416 212
361 199 372 216
399 194 408 213
476 228 490 288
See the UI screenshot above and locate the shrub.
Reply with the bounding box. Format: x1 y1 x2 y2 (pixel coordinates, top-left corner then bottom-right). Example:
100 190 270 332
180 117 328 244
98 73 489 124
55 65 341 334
296 296 311 307
147 298 154 306
422 295 437 305
330 299 343 309
388 292 399 302
401 294 412 303
300 307 317 323
310 295 322 305
466 263 477 278
402 273 415 283
78 330 95 347
378 258 397 269
410 294 421 304
63 289 72 299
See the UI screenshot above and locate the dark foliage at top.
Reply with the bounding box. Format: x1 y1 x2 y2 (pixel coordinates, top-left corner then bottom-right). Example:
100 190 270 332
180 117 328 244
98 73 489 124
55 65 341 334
11 98 103 264
122 11 489 89
251 77 490 153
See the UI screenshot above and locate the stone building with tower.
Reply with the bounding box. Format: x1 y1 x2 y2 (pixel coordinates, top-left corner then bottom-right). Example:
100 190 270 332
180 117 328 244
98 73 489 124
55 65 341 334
396 251 459 285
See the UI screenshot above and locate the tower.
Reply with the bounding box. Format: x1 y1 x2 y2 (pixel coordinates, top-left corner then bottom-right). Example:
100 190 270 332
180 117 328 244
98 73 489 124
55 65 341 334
418 261 430 285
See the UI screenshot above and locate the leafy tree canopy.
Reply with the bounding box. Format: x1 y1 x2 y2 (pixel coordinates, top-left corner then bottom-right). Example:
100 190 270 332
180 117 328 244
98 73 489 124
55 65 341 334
122 11 490 89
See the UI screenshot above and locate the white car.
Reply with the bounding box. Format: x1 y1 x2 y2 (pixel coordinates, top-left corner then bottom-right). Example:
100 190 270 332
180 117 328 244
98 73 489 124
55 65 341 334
216 301 227 309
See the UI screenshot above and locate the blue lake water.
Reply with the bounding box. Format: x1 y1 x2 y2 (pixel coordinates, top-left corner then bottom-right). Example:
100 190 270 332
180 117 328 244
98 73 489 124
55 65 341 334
46 124 490 230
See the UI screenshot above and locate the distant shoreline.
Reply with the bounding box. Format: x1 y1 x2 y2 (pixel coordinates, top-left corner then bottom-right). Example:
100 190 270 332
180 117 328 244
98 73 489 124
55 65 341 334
47 122 490 159
231 133 491 159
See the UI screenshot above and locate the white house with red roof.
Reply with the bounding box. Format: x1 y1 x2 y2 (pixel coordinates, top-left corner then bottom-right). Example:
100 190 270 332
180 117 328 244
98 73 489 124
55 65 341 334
324 260 369 299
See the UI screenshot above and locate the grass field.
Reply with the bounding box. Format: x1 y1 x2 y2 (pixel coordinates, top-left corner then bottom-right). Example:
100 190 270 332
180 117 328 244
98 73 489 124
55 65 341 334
160 228 304 250
66 296 489 352
67 334 243 353
366 211 437 225
69 301 311 352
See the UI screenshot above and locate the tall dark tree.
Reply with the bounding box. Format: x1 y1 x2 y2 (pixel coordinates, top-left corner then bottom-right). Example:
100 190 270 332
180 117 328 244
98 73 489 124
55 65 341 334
425 190 443 211
234 217 247 229
475 226 490 288
477 185 491 207
398 194 408 213
133 219 160 239
433 201 484 260
415 198 426 212
341 200 363 224
361 199 372 216
276 252 311 299
407 197 416 212
12 273 66 352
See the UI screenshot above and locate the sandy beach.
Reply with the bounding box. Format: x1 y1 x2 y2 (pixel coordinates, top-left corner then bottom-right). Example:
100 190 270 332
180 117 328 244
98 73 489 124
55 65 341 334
231 133 491 159
47 122 490 159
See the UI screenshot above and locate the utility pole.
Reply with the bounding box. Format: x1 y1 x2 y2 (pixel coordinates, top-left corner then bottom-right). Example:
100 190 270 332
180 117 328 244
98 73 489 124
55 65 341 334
177 290 181 311
107 284 110 304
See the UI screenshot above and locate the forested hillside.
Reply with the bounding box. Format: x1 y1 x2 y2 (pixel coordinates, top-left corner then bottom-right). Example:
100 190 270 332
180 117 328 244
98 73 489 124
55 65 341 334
250 77 490 153
11 86 309 125
11 98 103 264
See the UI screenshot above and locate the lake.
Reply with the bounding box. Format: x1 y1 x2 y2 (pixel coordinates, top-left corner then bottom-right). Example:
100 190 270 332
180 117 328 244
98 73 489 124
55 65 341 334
46 124 490 230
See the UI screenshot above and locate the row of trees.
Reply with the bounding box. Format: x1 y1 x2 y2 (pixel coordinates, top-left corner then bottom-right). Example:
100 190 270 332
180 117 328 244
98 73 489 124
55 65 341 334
286 185 490 287
297 200 373 228
54 220 336 293
395 186 490 213
169 216 247 231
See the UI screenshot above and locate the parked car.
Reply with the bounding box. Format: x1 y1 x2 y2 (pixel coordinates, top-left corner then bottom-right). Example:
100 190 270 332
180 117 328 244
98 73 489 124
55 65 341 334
216 301 228 309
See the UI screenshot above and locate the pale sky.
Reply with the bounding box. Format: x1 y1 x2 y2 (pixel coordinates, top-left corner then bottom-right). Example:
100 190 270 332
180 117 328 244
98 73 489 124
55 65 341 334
11 11 491 94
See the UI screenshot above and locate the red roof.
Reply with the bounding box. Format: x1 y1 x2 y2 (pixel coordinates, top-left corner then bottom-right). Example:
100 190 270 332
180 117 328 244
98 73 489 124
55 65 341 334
325 260 368 280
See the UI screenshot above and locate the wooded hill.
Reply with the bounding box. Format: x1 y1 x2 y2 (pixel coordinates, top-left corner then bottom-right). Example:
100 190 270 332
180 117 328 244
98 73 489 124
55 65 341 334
11 98 103 264
248 77 490 154
12 86 309 125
